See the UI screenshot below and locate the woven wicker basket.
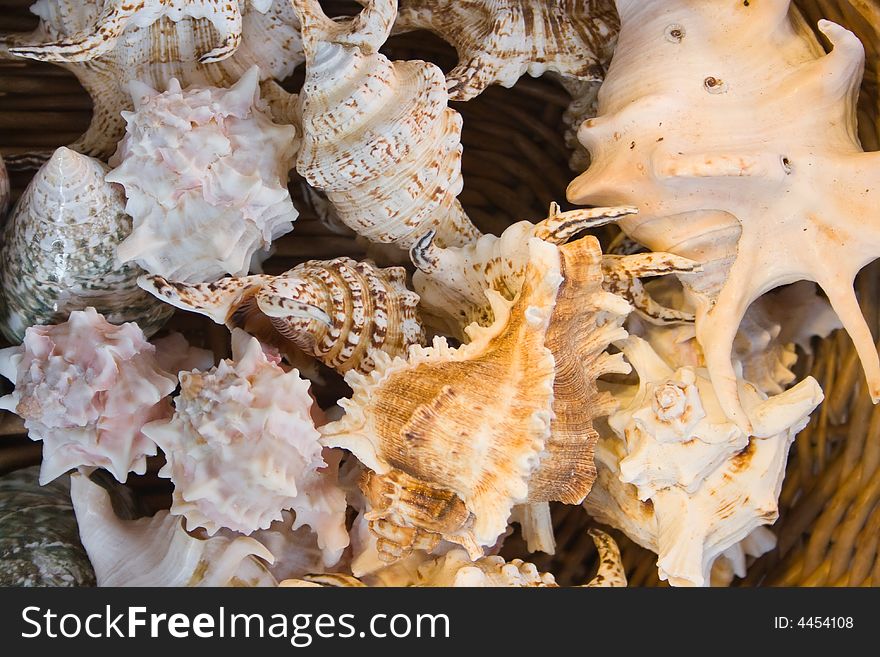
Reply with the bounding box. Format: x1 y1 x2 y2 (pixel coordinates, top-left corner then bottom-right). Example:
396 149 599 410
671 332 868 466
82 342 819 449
0 0 878 587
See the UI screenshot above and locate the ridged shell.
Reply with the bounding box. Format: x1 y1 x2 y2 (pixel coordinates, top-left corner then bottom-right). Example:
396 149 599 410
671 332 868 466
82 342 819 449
0 147 172 343
585 335 823 587
3 0 302 158
0 308 180 485
567 0 880 428
70 474 277 587
395 0 620 101
139 256 424 375
293 0 481 250
321 237 564 557
106 67 299 283
142 329 349 564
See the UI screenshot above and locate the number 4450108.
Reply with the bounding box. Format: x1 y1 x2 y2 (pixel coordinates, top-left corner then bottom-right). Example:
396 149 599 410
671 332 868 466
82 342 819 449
774 617 854 629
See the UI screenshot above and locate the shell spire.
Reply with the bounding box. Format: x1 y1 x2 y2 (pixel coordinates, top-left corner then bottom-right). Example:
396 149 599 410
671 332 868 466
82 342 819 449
292 0 481 251
0 147 172 342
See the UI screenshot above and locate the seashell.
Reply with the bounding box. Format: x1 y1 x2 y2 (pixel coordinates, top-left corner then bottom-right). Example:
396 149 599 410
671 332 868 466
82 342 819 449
320 236 565 558
0 308 178 485
0 153 9 217
70 473 277 586
585 336 823 587
393 0 620 101
138 256 424 376
0 147 172 343
4 0 302 158
105 67 299 283
567 0 880 428
142 329 349 564
0 467 95 586
293 0 481 251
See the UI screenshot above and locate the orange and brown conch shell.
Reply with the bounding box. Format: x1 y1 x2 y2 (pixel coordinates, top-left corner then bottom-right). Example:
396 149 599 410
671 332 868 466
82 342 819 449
139 256 424 376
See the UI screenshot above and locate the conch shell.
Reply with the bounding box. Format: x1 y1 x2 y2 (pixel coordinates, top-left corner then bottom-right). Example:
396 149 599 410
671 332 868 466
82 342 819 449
142 329 349 564
3 0 303 158
139 256 424 375
70 474 277 587
0 308 179 485
585 336 823 586
106 67 299 283
293 0 481 251
0 147 172 343
395 0 620 101
567 0 880 428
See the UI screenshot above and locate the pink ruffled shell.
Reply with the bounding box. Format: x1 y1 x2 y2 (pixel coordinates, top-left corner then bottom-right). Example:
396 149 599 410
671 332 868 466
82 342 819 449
0 307 177 485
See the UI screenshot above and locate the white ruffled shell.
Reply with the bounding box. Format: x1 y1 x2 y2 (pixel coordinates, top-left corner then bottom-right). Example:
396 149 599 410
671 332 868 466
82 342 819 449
107 66 299 282
0 308 177 485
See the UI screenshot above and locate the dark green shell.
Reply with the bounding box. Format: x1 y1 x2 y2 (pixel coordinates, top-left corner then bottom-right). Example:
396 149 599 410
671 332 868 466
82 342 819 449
0 466 95 586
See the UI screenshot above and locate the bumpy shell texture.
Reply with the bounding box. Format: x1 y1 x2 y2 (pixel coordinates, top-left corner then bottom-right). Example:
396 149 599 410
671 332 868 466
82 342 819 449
106 66 299 283
139 256 424 375
4 0 301 158
396 0 620 101
567 0 880 429
143 329 349 564
0 147 172 343
322 236 566 559
70 474 277 587
586 336 823 587
0 308 177 485
293 0 481 251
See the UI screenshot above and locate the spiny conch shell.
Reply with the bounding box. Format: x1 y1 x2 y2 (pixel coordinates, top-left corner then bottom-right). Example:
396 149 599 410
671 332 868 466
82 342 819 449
393 0 620 101
142 329 349 565
567 0 880 429
0 147 172 343
0 153 9 216
0 308 181 486
320 236 565 560
138 256 424 376
3 1 302 158
106 67 299 283
70 474 277 587
292 0 481 251
585 336 823 587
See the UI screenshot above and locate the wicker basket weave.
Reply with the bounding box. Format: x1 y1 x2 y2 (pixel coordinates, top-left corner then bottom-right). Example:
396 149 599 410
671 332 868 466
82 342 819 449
0 0 878 587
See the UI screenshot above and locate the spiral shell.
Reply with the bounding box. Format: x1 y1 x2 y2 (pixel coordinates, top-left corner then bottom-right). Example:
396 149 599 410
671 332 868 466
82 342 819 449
139 256 424 376
293 0 481 251
0 147 172 343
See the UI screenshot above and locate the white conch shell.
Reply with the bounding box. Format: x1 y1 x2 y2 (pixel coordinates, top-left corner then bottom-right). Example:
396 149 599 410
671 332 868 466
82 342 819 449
0 308 180 485
143 329 348 564
393 0 619 101
0 147 172 343
585 336 823 587
70 474 277 587
293 0 481 251
321 237 564 558
567 0 880 429
4 0 303 158
106 67 298 283
0 153 9 216
138 256 424 375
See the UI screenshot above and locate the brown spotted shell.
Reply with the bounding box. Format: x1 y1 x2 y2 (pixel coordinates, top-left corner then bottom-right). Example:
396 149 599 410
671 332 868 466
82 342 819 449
139 256 423 375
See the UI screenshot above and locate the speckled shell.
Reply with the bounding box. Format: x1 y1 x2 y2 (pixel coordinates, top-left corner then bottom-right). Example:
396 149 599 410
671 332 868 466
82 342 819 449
395 0 619 101
293 0 481 251
0 467 95 587
585 336 823 587
0 147 172 343
70 473 277 587
321 236 565 558
567 0 880 429
139 256 424 375
0 308 179 485
106 67 299 283
142 329 349 564
4 0 302 158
